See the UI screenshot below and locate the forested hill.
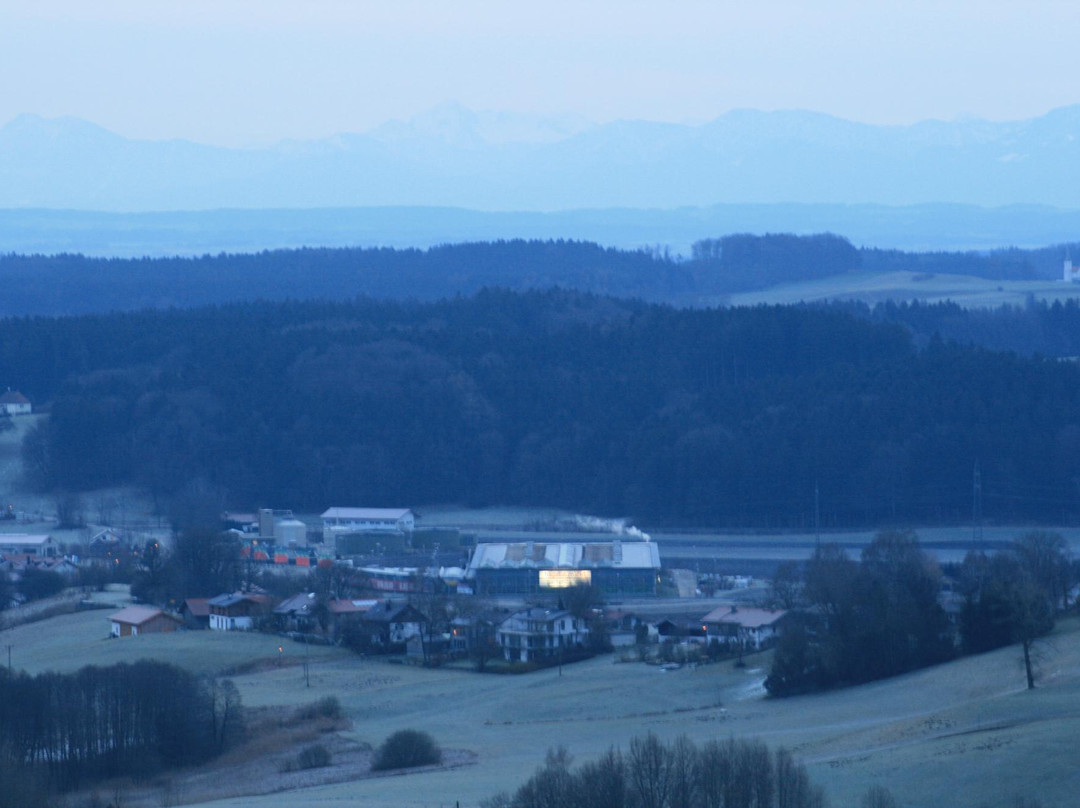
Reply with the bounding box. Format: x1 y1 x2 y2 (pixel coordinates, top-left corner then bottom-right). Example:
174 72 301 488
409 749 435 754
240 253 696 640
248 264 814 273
10 290 1080 527
0 234 1076 316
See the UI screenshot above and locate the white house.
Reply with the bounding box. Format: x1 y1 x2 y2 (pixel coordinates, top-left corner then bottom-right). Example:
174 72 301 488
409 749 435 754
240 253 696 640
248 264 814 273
321 507 415 538
496 607 588 663
1065 259 1080 283
0 390 31 416
207 592 269 631
702 606 787 650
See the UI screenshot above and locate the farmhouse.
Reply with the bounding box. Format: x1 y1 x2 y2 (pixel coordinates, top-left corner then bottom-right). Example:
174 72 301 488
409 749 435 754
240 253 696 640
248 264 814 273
326 597 379 638
109 605 181 637
495 607 588 662
466 539 661 596
180 598 211 629
208 592 270 631
702 606 787 650
0 534 55 557
321 507 415 539
343 600 425 650
273 591 321 632
0 390 31 416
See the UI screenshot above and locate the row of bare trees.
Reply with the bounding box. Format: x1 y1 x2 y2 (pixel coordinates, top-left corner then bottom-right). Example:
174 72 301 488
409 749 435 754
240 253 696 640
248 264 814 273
0 661 242 791
482 733 828 808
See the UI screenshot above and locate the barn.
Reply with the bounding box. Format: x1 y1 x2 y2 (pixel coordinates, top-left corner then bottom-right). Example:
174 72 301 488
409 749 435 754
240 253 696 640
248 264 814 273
109 605 181 637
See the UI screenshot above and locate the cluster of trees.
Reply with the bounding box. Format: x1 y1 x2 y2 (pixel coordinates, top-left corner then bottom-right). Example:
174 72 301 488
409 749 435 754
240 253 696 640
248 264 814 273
766 531 1072 696
2 236 1076 317
481 733 831 808
11 291 1080 526
0 566 65 612
0 661 242 791
690 233 860 292
957 532 1073 689
130 529 242 605
853 297 1080 358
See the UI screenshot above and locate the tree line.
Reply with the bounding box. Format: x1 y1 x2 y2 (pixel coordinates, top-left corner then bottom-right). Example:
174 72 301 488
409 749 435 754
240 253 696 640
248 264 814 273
0 661 242 792
0 235 1077 316
11 291 1080 526
482 733 829 808
766 531 1072 696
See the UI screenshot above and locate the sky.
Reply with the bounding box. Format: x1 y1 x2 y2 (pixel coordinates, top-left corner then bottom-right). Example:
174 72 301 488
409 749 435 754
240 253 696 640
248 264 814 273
3 0 1080 147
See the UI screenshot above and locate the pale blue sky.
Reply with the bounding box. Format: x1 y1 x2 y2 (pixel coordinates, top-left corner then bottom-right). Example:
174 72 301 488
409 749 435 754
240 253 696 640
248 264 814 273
4 0 1079 147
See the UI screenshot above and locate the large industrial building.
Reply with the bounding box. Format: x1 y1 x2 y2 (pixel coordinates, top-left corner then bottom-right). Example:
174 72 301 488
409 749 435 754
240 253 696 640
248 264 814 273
465 538 661 596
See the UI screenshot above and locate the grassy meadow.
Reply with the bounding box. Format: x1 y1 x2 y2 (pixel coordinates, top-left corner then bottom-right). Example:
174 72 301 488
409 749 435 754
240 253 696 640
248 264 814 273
6 591 1079 808
722 271 1080 309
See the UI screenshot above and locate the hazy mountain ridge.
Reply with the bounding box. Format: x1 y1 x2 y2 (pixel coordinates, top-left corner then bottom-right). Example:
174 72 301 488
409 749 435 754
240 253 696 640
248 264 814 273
2 203 1079 259
2 105 1079 210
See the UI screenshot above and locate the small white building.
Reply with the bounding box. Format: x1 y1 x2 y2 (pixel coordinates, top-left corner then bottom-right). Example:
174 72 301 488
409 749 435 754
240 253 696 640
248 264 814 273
1065 259 1080 283
321 507 415 538
207 593 268 631
0 390 31 416
0 534 55 557
496 607 588 663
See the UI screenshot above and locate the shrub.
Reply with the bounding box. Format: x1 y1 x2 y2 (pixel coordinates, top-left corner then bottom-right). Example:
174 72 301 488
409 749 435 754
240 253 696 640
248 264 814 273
280 744 332 773
371 729 442 771
293 696 343 722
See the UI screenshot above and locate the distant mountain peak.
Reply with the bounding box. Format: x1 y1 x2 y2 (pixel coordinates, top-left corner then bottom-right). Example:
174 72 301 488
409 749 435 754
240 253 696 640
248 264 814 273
367 103 594 147
0 113 122 142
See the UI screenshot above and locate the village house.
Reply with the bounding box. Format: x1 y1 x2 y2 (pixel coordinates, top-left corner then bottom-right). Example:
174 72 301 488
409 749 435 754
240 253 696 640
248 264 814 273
0 390 31 416
207 592 270 631
653 615 708 644
495 607 588 663
701 605 787 650
273 592 322 632
109 605 181 637
344 600 425 651
180 598 211 629
326 598 379 639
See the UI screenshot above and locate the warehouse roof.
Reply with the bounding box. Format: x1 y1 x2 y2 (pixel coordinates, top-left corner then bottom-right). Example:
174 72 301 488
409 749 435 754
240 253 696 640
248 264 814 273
466 540 661 573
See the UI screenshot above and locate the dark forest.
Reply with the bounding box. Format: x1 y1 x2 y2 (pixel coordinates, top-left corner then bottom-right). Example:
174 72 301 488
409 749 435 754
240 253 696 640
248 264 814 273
7 289 1080 527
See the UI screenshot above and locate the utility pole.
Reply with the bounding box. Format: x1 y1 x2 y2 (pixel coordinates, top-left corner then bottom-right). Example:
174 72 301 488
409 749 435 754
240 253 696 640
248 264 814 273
972 460 984 549
814 480 821 546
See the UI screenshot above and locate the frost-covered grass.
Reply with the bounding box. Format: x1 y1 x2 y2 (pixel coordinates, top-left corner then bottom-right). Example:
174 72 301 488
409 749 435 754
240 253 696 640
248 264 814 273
8 589 1080 807
724 270 1080 310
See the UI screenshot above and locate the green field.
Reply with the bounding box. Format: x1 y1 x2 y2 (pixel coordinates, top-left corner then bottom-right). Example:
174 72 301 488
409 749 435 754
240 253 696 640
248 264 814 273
6 597 1079 808
719 270 1080 309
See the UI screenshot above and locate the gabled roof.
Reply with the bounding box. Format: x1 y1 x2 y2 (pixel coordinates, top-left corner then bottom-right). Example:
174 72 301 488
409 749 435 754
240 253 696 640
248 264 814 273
183 598 211 617
322 507 412 520
328 598 379 614
505 607 573 624
208 592 268 608
274 592 317 615
360 601 425 623
110 605 178 626
0 391 30 405
701 606 787 629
